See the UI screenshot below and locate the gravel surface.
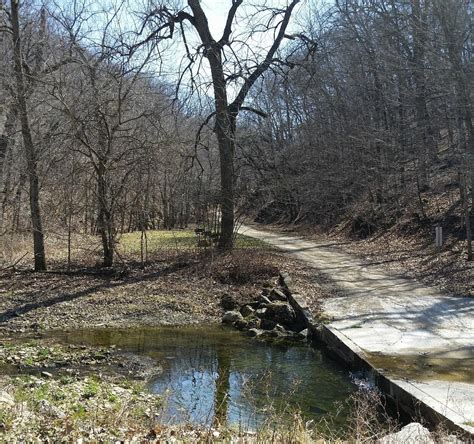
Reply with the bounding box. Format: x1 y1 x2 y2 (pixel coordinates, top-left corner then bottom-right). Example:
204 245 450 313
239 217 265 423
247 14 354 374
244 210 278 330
254 223 473 298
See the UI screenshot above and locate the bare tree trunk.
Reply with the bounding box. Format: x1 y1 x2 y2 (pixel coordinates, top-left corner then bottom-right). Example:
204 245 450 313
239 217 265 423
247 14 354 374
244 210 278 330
96 162 114 267
411 0 435 190
11 0 46 271
0 104 18 231
213 347 230 427
215 117 235 250
0 104 18 182
455 73 473 262
11 172 25 232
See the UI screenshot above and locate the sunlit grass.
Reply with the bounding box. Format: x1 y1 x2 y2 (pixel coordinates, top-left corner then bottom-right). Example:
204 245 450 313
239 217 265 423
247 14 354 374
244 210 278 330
118 230 270 255
1 229 270 268
119 230 196 254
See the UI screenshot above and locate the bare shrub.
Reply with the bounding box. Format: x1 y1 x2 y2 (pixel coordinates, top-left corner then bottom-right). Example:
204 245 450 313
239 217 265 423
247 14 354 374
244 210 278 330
213 251 279 285
346 388 399 443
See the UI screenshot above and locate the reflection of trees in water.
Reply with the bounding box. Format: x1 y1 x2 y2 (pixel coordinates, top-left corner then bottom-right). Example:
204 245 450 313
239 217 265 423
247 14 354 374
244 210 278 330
163 340 324 426
213 346 231 426
146 341 235 425
58 327 354 427
241 368 302 420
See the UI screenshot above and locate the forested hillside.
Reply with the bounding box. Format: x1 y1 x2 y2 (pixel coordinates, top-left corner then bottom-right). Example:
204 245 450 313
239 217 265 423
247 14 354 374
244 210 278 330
238 1 472 255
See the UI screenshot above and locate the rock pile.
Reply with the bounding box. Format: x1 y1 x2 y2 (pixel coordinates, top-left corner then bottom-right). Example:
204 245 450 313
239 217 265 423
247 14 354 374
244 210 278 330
220 279 309 341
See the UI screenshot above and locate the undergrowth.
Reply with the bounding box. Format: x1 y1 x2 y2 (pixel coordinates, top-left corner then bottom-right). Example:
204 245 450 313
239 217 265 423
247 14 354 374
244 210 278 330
0 375 398 443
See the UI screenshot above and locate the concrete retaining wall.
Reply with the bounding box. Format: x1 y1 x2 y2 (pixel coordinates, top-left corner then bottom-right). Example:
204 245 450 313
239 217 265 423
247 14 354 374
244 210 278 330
279 272 474 439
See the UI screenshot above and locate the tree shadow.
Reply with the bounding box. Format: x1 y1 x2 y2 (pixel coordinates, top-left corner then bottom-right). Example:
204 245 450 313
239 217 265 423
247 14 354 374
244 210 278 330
0 261 194 324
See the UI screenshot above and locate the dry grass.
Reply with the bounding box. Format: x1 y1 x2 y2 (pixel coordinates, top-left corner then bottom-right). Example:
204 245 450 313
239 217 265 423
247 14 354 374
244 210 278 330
212 250 279 285
0 374 408 443
0 230 101 269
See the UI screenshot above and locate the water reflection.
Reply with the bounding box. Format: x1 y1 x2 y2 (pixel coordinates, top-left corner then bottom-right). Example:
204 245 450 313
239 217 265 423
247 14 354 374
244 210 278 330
49 326 354 428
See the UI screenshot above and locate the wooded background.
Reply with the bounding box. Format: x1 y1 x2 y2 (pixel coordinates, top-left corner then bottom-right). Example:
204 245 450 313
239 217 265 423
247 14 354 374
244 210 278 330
0 0 472 268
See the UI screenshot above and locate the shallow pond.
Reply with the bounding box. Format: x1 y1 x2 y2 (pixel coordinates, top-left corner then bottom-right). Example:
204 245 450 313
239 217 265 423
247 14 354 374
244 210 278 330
48 325 355 429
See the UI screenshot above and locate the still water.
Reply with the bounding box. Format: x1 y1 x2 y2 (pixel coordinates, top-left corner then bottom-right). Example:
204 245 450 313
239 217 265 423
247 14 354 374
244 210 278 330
50 325 355 428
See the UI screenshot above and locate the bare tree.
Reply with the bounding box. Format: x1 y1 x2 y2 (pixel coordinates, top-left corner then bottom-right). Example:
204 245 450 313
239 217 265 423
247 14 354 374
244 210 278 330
137 0 304 249
10 0 46 270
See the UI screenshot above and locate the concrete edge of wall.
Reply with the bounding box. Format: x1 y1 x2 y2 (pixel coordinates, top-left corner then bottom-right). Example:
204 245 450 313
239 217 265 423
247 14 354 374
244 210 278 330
279 272 474 440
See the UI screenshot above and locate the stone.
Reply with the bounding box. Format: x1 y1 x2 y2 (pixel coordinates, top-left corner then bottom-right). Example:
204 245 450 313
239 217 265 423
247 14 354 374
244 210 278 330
257 330 272 339
220 293 239 311
274 324 287 334
240 305 255 317
246 317 261 329
256 295 272 306
279 272 293 289
269 288 287 302
247 328 262 337
0 391 14 406
233 319 248 330
260 319 277 330
222 311 243 324
261 329 284 339
38 399 66 419
255 308 268 319
298 328 309 339
41 371 53 378
272 324 299 340
263 302 296 328
378 423 434 444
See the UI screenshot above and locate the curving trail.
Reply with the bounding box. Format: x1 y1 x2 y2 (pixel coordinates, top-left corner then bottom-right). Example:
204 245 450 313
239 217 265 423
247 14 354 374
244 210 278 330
240 224 474 434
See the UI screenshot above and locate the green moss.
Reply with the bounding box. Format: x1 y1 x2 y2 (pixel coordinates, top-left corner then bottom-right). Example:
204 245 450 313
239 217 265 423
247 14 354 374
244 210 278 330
37 347 51 360
365 352 474 383
107 392 119 403
72 402 87 419
59 375 74 385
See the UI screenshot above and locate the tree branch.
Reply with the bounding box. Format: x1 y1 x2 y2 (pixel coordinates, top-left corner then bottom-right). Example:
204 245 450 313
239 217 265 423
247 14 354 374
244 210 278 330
229 0 301 115
240 106 267 118
194 111 216 152
218 0 243 47
125 7 195 56
187 0 215 49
